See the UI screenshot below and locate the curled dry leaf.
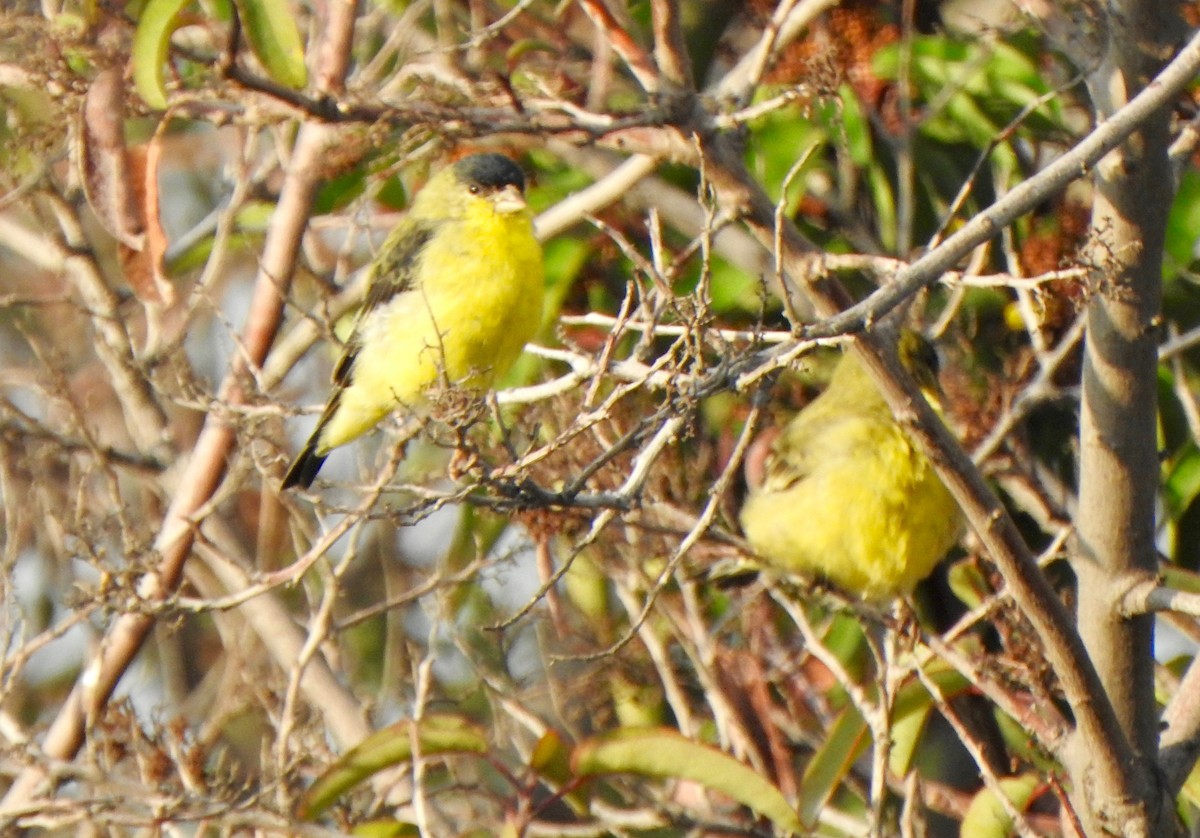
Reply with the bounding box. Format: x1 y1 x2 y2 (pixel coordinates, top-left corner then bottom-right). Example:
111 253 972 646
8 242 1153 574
80 68 174 306
81 68 144 250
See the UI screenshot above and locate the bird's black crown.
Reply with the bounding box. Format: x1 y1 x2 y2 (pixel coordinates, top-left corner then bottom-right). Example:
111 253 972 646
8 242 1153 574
455 153 526 193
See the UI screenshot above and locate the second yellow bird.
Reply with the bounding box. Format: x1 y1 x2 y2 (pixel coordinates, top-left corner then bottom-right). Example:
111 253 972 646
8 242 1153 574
283 153 544 489
739 331 963 599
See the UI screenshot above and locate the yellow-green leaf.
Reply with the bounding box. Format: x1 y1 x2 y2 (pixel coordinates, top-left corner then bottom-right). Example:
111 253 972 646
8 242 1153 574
947 558 991 610
132 0 193 109
890 666 971 776
298 714 488 820
233 0 307 90
530 728 572 784
798 705 870 827
351 821 419 838
573 727 802 834
960 774 1040 838
612 674 665 729
529 729 590 813
1179 754 1200 813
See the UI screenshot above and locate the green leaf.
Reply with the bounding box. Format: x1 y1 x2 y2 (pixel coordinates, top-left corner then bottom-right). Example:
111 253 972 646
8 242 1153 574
942 92 1001 148
1178 751 1200 813
874 35 1062 151
529 729 591 813
530 729 573 785
822 611 871 687
233 0 308 90
351 822 420 838
573 727 803 834
1161 563 1200 594
798 705 870 827
298 714 489 819
132 0 194 109
375 174 409 211
889 667 971 776
313 167 367 215
744 101 826 209
1165 442 1200 519
992 709 1058 773
866 163 897 252
946 558 990 610
562 550 609 623
960 774 1040 838
162 201 274 276
835 84 872 167
708 256 762 313
1166 171 1200 278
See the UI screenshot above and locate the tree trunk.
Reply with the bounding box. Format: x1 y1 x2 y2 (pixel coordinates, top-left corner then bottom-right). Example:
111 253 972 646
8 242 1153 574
1074 1 1179 833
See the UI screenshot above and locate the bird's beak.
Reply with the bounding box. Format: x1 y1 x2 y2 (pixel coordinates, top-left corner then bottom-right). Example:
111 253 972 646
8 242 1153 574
491 184 527 214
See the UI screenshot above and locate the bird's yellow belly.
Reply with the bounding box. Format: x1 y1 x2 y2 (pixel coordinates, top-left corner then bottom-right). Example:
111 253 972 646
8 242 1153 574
741 422 961 598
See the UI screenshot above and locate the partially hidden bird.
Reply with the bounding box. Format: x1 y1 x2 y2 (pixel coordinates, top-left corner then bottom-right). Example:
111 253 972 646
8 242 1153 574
739 330 963 599
282 153 544 490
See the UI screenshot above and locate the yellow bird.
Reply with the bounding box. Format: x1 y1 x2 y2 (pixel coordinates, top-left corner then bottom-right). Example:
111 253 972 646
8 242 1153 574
283 153 544 489
739 331 963 599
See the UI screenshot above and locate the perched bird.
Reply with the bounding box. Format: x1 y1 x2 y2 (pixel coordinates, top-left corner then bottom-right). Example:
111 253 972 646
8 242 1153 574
739 331 963 599
282 153 544 489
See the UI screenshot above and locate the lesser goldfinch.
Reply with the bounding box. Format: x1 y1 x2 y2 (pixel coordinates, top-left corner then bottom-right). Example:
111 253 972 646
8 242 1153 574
739 331 963 598
282 153 544 489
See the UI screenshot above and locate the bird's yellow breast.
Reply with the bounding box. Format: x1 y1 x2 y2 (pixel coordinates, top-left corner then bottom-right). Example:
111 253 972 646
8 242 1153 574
405 204 543 381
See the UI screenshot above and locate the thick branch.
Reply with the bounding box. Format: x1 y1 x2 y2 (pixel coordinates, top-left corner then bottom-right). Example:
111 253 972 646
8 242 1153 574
1071 2 1178 833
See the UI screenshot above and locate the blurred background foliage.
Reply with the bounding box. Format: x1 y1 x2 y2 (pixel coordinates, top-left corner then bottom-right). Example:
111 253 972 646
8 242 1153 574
0 0 1199 835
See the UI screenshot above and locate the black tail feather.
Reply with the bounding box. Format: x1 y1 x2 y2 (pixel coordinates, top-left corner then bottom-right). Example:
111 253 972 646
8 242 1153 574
282 440 327 490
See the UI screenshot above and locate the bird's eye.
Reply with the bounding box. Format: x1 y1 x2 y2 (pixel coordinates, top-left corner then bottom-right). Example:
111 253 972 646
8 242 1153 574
468 184 481 195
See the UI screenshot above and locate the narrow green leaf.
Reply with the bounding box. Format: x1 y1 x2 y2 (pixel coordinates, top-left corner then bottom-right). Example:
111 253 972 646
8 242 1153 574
836 84 872 167
132 0 194 109
313 167 367 215
351 822 420 838
573 727 803 834
1161 563 1200 594
798 705 870 827
822 612 871 686
1165 443 1200 518
867 164 897 251
889 667 971 776
889 699 934 780
298 714 488 820
234 0 307 89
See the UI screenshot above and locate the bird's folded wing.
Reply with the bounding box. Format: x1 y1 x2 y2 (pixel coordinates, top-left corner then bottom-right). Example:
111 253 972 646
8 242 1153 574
761 411 886 492
331 220 438 389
